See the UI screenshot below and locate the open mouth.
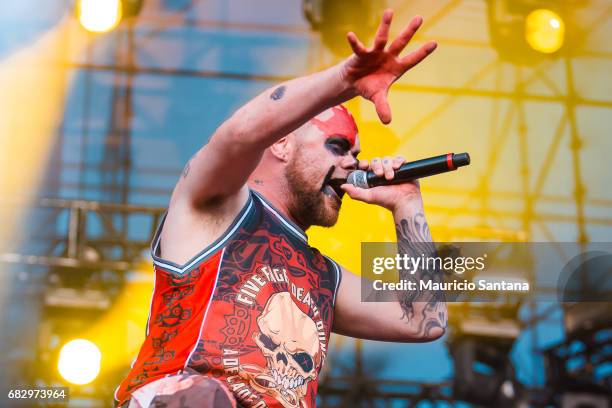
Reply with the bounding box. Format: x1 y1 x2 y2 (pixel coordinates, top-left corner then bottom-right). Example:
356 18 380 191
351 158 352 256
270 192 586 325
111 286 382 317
322 184 344 203
327 180 346 201
320 166 346 203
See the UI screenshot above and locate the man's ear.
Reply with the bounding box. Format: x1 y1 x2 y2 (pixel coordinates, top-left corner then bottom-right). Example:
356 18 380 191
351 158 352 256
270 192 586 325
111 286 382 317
269 135 293 163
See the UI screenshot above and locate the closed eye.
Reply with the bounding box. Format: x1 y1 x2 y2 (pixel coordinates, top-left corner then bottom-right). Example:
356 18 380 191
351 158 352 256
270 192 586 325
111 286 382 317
325 137 350 156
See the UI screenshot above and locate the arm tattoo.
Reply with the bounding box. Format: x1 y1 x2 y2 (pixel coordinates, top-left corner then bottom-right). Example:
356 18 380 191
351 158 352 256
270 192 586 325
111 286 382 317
395 213 447 337
270 86 286 101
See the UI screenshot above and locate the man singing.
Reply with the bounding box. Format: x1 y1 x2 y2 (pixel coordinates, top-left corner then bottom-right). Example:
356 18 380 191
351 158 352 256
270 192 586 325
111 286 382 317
115 9 447 408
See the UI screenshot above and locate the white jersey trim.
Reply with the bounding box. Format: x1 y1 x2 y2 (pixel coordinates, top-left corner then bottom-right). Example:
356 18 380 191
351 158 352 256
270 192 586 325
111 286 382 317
151 194 254 275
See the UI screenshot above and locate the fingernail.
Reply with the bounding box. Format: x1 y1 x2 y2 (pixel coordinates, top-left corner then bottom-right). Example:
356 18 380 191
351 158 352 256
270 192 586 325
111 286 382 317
426 42 437 52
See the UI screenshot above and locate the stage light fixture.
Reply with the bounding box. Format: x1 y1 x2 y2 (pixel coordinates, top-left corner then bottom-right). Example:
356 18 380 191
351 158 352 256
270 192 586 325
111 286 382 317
486 0 580 64
77 0 123 33
57 339 102 385
525 8 565 54
76 0 144 33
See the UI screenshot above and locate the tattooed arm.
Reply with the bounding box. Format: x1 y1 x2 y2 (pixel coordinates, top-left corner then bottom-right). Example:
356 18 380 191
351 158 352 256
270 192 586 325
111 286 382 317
333 157 446 342
393 205 447 339
332 201 447 342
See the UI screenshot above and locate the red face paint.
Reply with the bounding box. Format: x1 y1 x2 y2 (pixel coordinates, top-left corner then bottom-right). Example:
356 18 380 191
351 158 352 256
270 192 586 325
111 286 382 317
310 105 358 147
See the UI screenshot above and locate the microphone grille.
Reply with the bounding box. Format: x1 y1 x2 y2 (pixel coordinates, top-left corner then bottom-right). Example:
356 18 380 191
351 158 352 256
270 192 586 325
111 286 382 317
347 170 369 189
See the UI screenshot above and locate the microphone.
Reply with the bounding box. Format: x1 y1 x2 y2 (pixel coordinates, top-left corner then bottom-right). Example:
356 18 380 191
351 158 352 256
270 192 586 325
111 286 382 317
346 152 470 189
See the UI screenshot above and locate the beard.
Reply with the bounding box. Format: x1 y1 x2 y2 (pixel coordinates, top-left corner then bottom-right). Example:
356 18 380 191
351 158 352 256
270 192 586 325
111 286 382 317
284 160 341 228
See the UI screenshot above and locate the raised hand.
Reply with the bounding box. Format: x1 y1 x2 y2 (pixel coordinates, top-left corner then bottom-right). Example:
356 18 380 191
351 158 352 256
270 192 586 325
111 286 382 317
340 9 437 124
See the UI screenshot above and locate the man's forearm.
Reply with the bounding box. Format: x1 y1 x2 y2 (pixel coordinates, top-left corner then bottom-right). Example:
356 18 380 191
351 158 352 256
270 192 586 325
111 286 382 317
392 197 447 339
216 63 354 150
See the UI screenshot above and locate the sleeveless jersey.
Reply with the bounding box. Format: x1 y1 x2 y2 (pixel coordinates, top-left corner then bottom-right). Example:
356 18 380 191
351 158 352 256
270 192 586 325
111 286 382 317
115 190 341 408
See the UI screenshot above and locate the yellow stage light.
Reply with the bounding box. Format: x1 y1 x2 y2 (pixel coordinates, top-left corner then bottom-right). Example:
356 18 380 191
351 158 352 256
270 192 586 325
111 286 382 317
77 0 123 33
58 339 102 385
525 9 565 54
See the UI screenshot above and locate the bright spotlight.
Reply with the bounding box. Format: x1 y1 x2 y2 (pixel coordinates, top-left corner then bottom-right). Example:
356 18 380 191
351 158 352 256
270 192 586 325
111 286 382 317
77 0 123 33
525 9 565 54
58 339 102 385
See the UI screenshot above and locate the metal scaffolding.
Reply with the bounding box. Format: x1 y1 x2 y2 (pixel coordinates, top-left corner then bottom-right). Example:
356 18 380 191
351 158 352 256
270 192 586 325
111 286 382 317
2 0 611 405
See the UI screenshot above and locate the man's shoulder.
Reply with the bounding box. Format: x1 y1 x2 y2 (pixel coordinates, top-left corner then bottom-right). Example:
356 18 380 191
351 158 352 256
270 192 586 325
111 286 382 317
156 189 255 268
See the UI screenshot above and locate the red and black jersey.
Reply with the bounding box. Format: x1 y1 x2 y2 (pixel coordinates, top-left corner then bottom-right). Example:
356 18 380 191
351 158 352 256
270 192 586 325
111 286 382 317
115 190 341 408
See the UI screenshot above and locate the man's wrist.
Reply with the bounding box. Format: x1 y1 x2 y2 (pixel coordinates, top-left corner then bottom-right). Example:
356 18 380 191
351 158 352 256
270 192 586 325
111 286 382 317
388 192 424 213
335 59 359 100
